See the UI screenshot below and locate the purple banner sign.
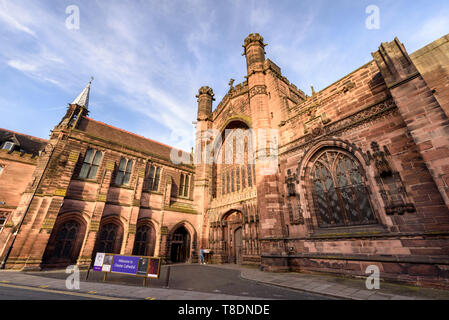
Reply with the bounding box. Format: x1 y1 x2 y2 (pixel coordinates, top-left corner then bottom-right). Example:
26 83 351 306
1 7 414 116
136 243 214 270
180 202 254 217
111 255 139 275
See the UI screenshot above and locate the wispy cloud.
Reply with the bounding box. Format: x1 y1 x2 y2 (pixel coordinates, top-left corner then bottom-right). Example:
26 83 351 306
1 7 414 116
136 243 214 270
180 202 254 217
7 59 37 71
0 0 448 151
0 0 36 36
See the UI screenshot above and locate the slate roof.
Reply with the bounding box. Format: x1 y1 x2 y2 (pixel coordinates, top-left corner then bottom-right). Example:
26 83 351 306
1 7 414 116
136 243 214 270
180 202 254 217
0 128 48 156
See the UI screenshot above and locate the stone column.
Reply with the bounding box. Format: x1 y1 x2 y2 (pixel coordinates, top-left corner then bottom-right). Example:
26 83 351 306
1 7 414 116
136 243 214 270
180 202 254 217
243 33 288 271
194 87 214 252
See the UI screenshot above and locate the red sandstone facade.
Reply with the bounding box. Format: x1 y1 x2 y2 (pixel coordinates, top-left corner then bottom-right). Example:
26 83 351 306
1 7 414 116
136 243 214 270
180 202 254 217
0 97 198 269
1 33 448 288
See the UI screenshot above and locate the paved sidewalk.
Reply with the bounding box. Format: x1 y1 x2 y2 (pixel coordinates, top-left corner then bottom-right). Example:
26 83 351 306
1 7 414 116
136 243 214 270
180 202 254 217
207 264 449 300
0 270 262 300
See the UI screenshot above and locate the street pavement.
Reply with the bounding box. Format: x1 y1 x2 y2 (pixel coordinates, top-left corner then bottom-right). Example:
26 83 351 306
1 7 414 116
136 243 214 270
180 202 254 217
22 264 332 300
0 264 448 300
0 283 102 300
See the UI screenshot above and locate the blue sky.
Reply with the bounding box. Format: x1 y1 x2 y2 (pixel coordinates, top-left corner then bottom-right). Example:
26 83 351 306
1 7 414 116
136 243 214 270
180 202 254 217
1 0 448 151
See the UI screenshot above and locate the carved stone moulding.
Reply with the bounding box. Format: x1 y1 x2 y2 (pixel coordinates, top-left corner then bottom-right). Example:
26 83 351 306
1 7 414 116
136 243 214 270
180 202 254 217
249 85 268 99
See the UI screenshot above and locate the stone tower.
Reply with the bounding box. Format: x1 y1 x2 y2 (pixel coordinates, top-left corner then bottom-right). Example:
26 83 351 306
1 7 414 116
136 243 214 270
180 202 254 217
194 86 215 249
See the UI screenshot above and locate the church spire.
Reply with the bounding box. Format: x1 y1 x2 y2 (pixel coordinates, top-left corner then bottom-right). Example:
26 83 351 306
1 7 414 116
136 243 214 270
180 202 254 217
72 77 93 108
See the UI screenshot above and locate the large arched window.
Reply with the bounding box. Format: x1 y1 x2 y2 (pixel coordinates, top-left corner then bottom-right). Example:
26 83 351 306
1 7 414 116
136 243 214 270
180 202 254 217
132 224 156 256
97 223 120 253
52 221 80 258
213 120 256 198
310 149 376 227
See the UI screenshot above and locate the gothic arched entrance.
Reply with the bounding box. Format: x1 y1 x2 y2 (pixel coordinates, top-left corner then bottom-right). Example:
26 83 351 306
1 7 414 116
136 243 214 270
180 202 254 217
170 226 190 263
222 210 243 264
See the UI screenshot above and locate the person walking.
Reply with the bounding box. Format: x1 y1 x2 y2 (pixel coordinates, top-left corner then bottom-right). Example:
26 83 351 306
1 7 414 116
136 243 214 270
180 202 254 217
199 249 205 264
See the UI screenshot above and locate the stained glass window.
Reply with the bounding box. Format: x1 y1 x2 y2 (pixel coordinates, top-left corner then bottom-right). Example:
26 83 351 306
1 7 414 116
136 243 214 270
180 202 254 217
311 150 376 227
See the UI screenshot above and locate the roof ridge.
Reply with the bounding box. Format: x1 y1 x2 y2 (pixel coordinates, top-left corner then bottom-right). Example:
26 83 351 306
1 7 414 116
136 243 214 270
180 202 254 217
0 128 48 143
81 117 190 155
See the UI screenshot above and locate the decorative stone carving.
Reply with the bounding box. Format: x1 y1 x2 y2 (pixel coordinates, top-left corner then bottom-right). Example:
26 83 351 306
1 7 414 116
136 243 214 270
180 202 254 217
285 170 304 225
196 86 215 98
249 85 267 99
243 33 267 50
286 170 296 197
368 142 415 215
341 80 355 93
303 113 329 137
370 142 392 177
280 98 397 156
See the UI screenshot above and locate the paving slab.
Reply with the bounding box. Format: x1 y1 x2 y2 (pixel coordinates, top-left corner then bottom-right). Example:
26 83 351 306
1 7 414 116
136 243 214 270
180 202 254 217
232 265 449 300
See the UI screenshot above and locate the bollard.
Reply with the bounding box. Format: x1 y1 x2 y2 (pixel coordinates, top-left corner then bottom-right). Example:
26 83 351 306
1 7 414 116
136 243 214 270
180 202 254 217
165 266 171 288
86 259 93 280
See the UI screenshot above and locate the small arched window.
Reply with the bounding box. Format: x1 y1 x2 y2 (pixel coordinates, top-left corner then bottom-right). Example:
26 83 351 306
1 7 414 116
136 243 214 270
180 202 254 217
179 173 191 197
79 149 102 180
97 223 120 253
310 149 376 228
132 225 156 256
115 158 133 186
145 165 161 191
52 221 80 258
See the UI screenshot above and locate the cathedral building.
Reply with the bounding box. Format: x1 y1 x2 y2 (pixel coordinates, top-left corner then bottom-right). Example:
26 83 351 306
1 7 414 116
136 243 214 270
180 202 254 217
1 33 449 288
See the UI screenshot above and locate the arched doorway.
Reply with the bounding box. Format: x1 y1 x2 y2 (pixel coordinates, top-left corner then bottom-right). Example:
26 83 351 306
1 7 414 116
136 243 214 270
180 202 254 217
222 210 243 264
170 226 190 263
